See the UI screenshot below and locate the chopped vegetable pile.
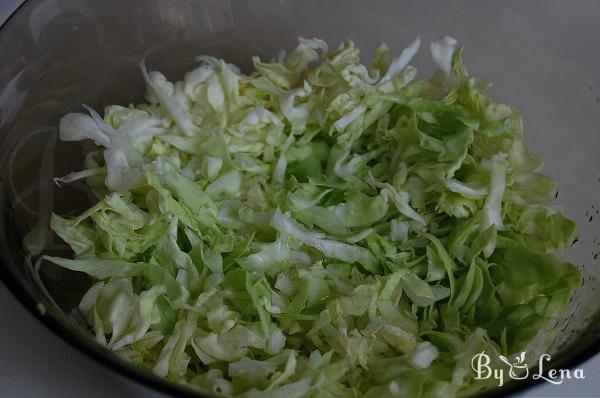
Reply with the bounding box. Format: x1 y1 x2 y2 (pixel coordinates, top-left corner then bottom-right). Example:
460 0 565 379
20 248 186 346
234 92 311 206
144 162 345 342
40 36 580 397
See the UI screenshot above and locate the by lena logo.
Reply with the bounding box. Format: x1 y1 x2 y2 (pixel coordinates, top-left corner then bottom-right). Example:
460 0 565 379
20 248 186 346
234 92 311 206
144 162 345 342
471 351 585 387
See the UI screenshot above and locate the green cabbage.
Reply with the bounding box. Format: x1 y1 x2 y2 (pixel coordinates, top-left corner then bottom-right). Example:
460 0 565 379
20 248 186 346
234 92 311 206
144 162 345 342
35 36 580 397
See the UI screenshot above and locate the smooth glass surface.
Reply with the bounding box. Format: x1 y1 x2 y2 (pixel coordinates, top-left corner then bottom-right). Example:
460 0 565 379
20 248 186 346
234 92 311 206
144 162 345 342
1 1 599 396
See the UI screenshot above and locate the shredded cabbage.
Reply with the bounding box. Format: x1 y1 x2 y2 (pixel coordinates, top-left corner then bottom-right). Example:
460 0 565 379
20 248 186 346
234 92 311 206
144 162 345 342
34 36 580 397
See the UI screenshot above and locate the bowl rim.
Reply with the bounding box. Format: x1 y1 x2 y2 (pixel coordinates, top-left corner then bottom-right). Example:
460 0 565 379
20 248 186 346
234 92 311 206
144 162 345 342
0 1 599 397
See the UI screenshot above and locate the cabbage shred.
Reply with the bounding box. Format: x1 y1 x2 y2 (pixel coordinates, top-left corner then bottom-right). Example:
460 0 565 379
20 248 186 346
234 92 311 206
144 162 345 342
41 37 580 397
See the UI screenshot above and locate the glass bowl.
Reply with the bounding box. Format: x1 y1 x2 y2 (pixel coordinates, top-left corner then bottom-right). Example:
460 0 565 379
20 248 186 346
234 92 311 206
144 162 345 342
0 1 599 396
